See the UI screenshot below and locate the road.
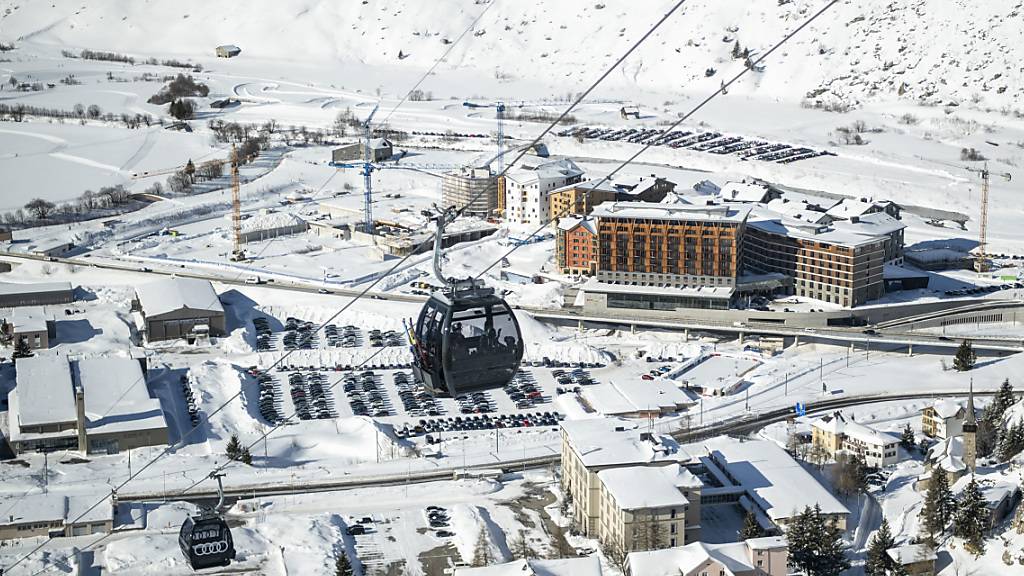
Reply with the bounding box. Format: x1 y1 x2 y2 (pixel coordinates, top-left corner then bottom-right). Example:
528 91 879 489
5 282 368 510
119 389 993 505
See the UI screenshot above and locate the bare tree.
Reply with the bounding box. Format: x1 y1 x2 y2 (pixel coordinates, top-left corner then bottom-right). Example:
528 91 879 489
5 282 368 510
25 198 56 219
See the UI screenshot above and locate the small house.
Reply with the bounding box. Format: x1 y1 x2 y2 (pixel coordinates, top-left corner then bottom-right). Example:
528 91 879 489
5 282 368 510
331 139 394 163
216 44 241 58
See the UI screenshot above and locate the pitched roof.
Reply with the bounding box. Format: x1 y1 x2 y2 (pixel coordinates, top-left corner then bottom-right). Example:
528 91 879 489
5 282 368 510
626 538 785 576
887 544 937 565
454 557 601 576
135 278 223 317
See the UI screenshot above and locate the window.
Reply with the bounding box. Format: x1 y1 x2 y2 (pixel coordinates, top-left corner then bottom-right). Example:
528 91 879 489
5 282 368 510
670 508 677 518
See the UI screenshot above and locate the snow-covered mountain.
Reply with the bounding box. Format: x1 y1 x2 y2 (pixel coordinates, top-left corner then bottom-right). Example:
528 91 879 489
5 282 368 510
2 0 1023 110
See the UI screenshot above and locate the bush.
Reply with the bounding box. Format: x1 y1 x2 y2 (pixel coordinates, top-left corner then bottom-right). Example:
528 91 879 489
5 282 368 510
960 147 986 161
147 74 209 105
168 98 196 120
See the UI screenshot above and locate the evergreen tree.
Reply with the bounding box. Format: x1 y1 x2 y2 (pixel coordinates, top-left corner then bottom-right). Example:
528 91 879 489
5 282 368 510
740 508 763 540
953 476 988 555
12 336 33 359
788 505 850 576
900 424 916 452
864 519 896 576
919 467 953 543
976 404 1001 458
471 527 493 567
240 446 253 465
731 40 742 59
997 421 1024 462
994 378 1016 416
953 340 976 372
226 434 241 460
334 552 354 576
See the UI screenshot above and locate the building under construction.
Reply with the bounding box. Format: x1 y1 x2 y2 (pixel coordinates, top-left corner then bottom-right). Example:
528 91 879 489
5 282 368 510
441 167 498 217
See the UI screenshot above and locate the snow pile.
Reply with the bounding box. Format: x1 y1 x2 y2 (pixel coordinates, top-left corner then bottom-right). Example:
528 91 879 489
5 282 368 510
104 524 270 573
266 416 402 465
449 503 511 565
517 312 615 365
238 211 306 233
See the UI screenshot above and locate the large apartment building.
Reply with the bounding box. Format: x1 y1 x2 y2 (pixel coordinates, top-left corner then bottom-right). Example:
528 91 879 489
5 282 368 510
441 167 498 217
548 174 675 219
556 216 598 275
592 203 750 288
504 158 584 225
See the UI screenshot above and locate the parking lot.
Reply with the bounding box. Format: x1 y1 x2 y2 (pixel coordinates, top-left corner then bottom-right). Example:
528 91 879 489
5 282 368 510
557 125 831 164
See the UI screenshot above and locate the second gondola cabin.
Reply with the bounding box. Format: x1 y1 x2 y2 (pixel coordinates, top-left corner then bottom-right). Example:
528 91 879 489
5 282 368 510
413 282 523 397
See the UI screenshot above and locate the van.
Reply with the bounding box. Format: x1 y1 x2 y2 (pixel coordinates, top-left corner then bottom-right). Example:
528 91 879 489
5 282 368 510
245 276 260 284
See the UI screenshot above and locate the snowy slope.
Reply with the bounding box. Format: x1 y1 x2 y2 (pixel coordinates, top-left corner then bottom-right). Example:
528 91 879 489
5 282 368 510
2 0 1023 110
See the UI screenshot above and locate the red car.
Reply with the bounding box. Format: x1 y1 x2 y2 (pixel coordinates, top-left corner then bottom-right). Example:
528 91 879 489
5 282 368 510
641 374 655 381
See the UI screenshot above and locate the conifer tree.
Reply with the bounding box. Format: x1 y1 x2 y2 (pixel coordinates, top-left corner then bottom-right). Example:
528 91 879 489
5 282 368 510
12 336 33 359
334 551 353 576
994 378 1016 416
788 505 850 576
472 527 493 567
731 40 743 59
900 423 916 452
953 340 976 371
954 476 988 555
865 519 896 575
740 508 763 540
920 467 953 543
226 434 241 460
240 446 253 465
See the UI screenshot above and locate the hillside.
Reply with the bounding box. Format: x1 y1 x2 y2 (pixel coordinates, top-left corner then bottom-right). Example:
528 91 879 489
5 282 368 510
2 0 1023 111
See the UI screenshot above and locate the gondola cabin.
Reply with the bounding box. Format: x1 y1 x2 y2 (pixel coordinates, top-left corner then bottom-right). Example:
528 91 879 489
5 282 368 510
413 283 523 397
179 512 236 570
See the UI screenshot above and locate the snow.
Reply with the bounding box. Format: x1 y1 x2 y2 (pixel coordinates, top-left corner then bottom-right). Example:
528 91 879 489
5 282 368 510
78 357 166 435
135 277 223 317
13 356 76 427
596 463 698 510
591 201 750 223
455 557 602 576
0 280 72 297
8 306 48 333
560 417 691 468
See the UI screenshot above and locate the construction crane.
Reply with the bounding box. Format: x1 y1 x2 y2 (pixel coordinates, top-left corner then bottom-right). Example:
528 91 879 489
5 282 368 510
229 145 245 261
923 157 1012 273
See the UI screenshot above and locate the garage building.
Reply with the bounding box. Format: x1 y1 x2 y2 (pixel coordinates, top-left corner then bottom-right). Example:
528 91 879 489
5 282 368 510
0 281 74 308
134 278 225 341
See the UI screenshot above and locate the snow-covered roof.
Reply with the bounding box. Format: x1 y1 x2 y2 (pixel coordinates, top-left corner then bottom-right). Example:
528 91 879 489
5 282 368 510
506 158 583 186
747 205 893 249
369 137 392 150
927 435 966 473
77 357 164 434
556 174 669 197
15 356 76 427
887 544 937 565
812 412 898 446
705 438 849 521
931 399 964 419
0 281 72 297
598 463 699 510
454 557 601 576
826 197 896 220
951 475 1020 509
720 181 771 203
592 201 751 224
557 215 597 234
135 277 223 318
0 493 67 526
561 417 691 469
626 537 786 576
8 306 48 333
581 378 697 416
239 211 306 233
831 211 906 237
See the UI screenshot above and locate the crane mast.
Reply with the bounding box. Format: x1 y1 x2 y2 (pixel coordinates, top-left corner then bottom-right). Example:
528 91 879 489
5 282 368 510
975 165 990 273
230 145 244 261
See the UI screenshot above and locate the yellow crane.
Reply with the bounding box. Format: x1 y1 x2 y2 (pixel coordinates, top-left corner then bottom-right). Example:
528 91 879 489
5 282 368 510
970 163 1011 273
229 145 245 261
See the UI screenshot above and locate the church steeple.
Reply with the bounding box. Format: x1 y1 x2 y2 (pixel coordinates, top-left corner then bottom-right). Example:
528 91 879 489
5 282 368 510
963 378 978 432
962 378 978 473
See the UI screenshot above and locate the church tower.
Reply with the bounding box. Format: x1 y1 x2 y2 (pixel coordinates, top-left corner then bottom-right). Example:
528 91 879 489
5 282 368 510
962 378 978 473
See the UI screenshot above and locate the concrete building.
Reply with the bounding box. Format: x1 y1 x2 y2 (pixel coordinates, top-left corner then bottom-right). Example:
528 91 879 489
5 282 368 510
215 44 241 57
239 211 309 243
626 537 789 576
886 545 936 576
504 158 584 225
548 174 675 218
454 557 601 576
581 377 697 418
0 281 74 308
0 493 113 541
556 216 598 275
922 399 969 439
702 437 850 530
0 227 11 242
720 181 780 204
2 307 54 350
593 203 750 290
134 278 225 342
597 463 702 551
6 356 168 455
560 418 692 538
442 167 498 217
331 138 393 163
811 411 901 468
743 213 892 307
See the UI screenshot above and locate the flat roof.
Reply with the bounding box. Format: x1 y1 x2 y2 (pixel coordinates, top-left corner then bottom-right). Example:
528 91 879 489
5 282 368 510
8 307 48 333
721 181 771 203
887 544 937 564
0 281 72 296
598 463 699 510
0 493 66 526
561 417 691 468
454 557 602 576
592 202 751 224
77 357 164 434
583 278 734 299
705 438 849 520
582 379 697 415
135 277 224 318
16 356 76 427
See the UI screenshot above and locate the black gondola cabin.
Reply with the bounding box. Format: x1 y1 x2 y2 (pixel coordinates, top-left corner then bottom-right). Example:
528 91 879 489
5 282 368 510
179 513 236 570
412 283 523 397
